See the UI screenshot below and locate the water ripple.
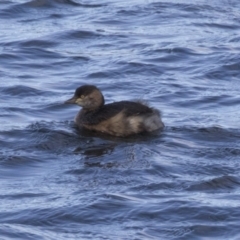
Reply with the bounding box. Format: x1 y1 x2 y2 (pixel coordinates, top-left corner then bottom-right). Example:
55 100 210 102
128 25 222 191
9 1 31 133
1 0 240 239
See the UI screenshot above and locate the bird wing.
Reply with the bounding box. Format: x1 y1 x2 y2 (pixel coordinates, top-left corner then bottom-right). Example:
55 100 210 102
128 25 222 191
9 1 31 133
82 101 155 125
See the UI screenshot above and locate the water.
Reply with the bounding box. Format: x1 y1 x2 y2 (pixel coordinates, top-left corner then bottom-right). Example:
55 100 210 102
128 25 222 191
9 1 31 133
1 0 240 239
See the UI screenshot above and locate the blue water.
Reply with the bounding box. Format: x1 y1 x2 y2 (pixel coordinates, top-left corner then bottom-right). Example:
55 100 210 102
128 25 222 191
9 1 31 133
1 0 240 239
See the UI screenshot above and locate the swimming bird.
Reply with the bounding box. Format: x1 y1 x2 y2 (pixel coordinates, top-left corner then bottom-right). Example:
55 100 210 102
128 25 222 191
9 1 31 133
65 85 164 137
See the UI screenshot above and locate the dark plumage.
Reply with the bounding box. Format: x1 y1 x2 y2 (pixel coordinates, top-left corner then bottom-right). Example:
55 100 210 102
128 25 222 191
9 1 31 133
65 85 164 137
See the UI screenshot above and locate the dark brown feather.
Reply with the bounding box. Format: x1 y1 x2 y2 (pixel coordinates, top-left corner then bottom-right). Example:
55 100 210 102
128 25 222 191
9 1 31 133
80 101 156 125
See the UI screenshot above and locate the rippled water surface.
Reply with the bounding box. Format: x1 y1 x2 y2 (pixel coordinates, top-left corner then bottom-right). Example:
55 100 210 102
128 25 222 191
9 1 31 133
1 0 240 239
